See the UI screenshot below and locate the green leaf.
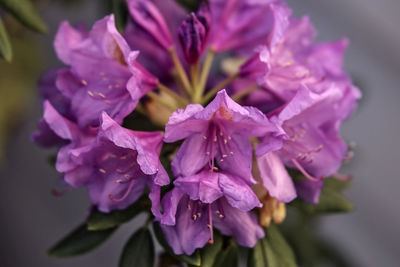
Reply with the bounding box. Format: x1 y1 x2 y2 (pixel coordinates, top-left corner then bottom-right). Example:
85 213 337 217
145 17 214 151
152 222 201 266
212 241 239 267
249 224 298 267
48 224 116 257
248 238 274 267
119 227 154 267
87 197 149 231
266 224 298 267
0 18 12 62
0 0 47 33
292 178 354 214
198 233 223 267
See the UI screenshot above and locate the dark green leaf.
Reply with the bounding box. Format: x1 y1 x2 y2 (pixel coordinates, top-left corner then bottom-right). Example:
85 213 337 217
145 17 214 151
87 197 149 231
175 0 202 11
248 238 275 267
110 0 128 32
197 233 223 267
249 224 298 267
119 227 154 267
153 222 201 266
324 177 352 191
0 18 12 62
212 241 239 267
48 224 116 257
0 0 47 33
266 224 298 267
292 178 354 214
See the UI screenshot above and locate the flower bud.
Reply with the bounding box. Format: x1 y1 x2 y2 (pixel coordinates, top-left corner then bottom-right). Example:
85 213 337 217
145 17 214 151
178 12 208 64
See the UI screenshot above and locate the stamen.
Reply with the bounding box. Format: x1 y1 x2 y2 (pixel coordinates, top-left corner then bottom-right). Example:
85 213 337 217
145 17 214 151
208 204 214 244
315 144 323 152
87 91 94 97
81 80 88 86
97 92 106 98
99 168 106 174
109 179 136 202
291 159 323 182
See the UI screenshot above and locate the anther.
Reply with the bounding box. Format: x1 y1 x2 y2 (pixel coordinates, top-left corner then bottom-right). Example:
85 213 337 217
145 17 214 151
99 168 106 173
81 80 88 86
87 91 94 97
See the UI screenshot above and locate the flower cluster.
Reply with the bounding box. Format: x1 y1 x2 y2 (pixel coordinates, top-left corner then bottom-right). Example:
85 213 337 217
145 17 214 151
33 0 360 256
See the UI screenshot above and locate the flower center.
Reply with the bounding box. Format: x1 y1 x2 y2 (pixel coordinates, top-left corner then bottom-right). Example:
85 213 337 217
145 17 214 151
203 122 235 172
95 146 143 202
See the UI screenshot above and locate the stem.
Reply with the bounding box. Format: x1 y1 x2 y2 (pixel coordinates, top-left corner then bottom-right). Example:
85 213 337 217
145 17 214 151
157 82 188 107
168 46 192 95
231 84 258 102
147 91 177 111
190 61 200 90
202 73 238 104
195 49 215 102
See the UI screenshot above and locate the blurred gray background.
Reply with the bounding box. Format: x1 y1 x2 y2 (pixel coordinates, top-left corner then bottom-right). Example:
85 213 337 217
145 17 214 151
0 0 399 266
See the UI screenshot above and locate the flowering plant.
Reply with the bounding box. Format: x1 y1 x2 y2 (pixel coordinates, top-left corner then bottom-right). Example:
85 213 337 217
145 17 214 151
33 0 360 266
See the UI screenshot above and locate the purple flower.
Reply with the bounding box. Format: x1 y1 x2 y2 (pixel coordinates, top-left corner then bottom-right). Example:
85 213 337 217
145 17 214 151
83 112 169 214
124 0 186 78
235 17 361 114
53 14 157 128
40 101 169 214
127 0 174 50
159 187 264 255
164 89 278 184
208 0 291 53
256 85 350 203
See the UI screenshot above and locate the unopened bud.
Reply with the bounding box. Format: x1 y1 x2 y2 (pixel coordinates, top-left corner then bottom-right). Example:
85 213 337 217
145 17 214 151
178 13 208 64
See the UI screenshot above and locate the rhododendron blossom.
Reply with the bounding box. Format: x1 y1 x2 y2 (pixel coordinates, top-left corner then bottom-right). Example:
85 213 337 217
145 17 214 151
33 0 360 263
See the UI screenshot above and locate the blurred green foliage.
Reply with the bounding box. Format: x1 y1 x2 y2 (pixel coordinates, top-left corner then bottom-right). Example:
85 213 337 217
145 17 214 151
0 24 41 163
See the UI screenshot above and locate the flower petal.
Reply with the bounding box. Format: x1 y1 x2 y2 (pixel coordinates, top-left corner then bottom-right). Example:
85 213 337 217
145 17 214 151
174 171 223 203
171 133 210 177
218 172 261 211
213 198 264 247
257 152 296 202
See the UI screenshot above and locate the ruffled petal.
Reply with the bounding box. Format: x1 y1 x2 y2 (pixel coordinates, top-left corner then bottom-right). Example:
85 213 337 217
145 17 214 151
218 172 261 211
